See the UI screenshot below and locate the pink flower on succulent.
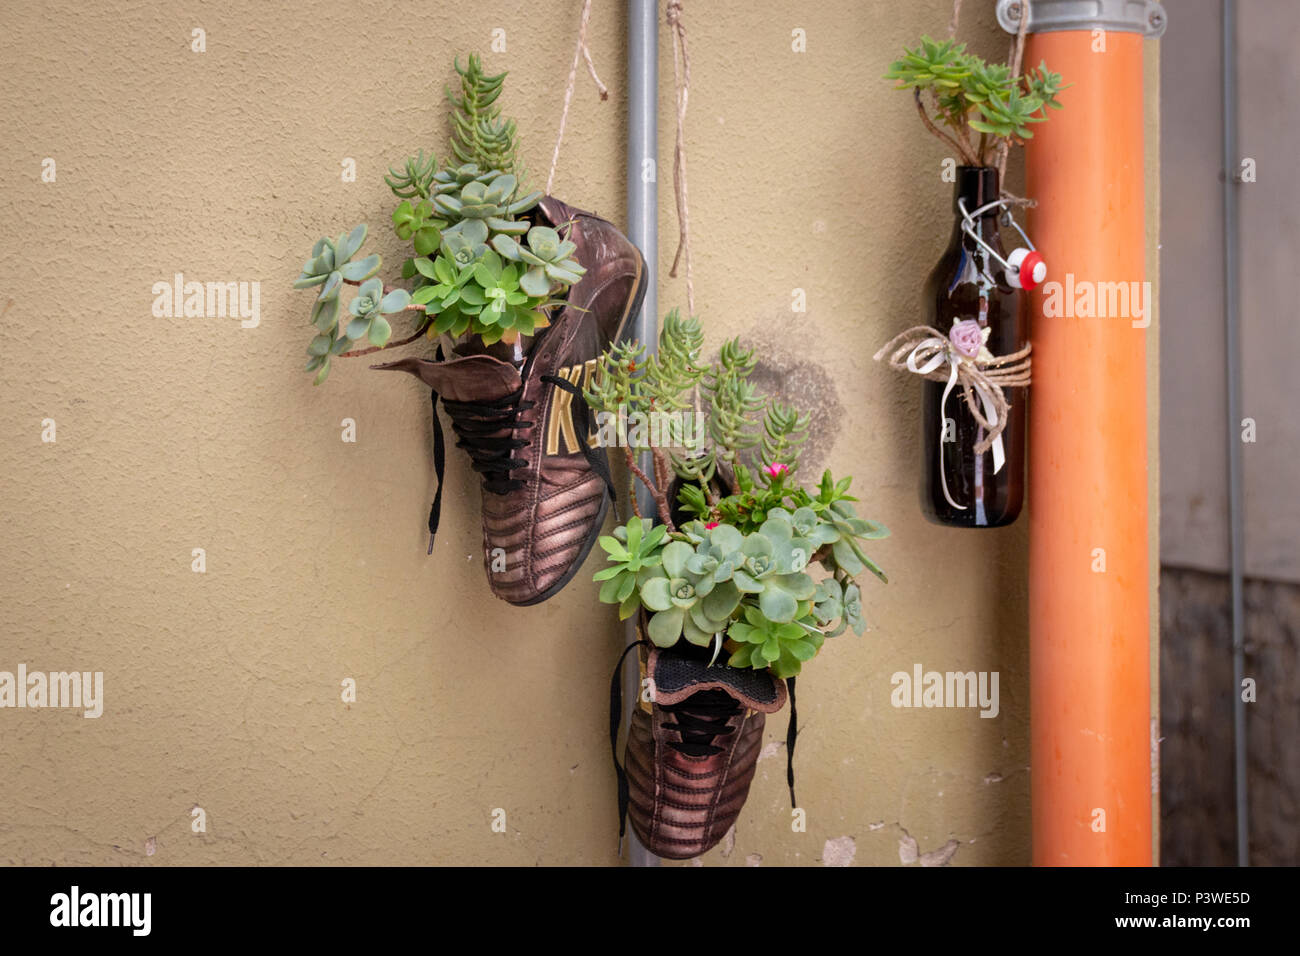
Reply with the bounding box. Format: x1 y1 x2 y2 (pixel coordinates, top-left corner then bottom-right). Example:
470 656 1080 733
705 521 720 530
948 318 985 359
764 463 789 479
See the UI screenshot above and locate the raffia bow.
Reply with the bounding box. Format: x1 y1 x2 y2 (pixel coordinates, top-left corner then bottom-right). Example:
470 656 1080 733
873 325 1032 509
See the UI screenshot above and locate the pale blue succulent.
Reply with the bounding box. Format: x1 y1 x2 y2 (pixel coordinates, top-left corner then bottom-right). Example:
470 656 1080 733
812 576 865 637
491 225 586 297
345 277 411 347
433 172 537 234
639 540 733 648
825 500 889 582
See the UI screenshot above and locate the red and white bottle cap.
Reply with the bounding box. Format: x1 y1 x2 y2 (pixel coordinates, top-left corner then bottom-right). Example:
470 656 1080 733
1007 248 1046 290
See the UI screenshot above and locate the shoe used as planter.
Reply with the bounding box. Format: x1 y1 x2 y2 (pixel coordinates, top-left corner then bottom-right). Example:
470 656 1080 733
612 641 792 860
375 197 647 606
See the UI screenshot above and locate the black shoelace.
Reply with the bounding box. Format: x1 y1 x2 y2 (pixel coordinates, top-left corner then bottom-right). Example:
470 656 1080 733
423 380 537 554
609 642 798 854
659 691 742 756
423 333 616 554
424 334 547 554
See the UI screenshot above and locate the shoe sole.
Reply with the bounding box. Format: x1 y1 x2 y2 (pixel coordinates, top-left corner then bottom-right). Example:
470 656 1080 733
512 249 649 607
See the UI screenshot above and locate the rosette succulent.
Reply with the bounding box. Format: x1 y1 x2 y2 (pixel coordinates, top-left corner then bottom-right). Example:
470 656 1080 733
638 540 733 648
492 225 585 297
593 517 668 620
433 172 537 234
345 278 410 348
296 225 384 385
727 606 824 679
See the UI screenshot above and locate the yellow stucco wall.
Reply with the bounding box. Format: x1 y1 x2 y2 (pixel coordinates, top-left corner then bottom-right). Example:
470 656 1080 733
0 0 1156 865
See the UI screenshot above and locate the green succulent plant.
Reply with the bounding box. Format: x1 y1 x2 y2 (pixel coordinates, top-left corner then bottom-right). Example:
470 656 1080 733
885 35 1066 166
384 149 438 200
761 402 809 480
391 199 447 257
588 315 889 679
432 162 496 194
295 226 385 385
638 540 733 649
447 54 522 176
727 605 824 679
433 172 538 233
345 277 410 349
824 499 889 583
492 225 585 297
293 225 381 294
296 53 587 374
812 577 865 637
593 517 668 620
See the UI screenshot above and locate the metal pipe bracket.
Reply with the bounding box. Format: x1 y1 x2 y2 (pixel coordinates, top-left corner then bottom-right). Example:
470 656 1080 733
996 0 1167 38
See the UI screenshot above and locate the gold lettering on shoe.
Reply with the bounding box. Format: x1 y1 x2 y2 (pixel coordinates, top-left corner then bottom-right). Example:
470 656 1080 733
545 359 601 455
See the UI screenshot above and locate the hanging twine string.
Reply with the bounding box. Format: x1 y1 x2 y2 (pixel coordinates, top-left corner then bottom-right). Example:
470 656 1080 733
666 0 694 316
997 3 1031 188
546 0 608 197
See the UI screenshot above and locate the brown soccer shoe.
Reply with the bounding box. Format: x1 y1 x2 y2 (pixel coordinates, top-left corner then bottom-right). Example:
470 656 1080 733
375 197 646 606
611 641 792 860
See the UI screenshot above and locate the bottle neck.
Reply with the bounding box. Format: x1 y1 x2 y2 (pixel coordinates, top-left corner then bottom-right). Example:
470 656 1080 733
951 165 1002 248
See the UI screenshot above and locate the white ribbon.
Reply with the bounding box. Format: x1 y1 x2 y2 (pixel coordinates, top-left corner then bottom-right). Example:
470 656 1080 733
905 339 1006 511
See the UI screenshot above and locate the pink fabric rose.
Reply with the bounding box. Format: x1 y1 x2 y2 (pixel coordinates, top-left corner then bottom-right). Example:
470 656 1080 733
948 319 984 359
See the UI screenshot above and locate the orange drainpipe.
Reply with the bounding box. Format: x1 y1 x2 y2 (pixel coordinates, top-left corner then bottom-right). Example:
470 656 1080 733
1006 0 1164 865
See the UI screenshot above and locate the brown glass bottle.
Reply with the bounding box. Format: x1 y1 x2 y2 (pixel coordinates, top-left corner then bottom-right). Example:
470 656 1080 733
918 166 1026 527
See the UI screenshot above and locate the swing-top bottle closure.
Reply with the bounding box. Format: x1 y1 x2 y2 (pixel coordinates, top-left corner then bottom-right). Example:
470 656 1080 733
958 197 1047 291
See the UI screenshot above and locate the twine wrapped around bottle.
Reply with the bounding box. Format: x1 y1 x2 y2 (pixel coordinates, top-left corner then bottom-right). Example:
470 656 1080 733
874 325 1032 509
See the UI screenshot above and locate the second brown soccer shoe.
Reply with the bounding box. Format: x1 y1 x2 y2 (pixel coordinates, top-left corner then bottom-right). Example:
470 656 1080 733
621 644 789 860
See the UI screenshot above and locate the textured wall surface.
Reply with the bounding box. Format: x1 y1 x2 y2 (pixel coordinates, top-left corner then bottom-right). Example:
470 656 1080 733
1160 0 1300 583
0 1 1154 866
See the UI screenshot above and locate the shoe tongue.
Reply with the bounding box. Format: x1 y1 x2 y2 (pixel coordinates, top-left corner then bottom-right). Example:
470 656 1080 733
538 195 580 228
649 646 787 714
370 354 521 402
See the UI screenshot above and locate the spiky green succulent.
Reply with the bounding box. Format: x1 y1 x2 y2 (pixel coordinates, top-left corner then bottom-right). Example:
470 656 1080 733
384 149 438 200
760 402 809 480
447 54 522 176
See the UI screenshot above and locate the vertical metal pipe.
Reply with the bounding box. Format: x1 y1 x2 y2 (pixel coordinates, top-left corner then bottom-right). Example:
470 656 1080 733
621 0 659 868
1221 0 1249 868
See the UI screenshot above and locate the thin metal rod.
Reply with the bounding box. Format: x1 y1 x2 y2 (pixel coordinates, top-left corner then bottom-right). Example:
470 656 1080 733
620 0 659 868
1221 0 1249 868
